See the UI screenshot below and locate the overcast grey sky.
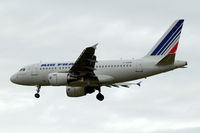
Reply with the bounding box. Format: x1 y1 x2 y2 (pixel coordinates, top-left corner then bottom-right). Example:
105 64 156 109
0 0 199 133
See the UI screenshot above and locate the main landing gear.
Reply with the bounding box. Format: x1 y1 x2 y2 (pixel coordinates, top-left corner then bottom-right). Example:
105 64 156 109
96 87 104 101
34 85 41 98
96 93 104 101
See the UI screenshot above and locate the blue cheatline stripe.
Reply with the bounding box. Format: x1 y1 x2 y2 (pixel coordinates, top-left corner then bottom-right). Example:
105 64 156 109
157 24 183 55
161 31 181 55
151 20 184 56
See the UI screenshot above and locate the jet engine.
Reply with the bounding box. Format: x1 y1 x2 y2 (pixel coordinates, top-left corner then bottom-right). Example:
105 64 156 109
66 87 86 97
48 73 68 86
66 86 96 97
48 73 79 86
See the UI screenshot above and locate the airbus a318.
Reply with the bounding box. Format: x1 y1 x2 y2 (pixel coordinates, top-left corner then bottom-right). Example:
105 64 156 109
10 19 187 101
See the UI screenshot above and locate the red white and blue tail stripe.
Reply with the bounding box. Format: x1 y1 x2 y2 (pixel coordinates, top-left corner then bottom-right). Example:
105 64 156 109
145 19 184 57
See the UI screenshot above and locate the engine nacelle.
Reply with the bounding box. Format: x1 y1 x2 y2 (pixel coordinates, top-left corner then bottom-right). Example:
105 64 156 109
66 87 86 97
97 75 114 84
48 73 80 86
48 73 68 86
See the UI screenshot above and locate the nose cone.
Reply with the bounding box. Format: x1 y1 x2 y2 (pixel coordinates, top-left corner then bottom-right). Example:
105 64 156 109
10 74 17 84
185 61 188 66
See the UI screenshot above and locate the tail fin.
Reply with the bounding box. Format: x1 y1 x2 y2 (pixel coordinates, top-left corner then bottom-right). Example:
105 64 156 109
144 19 184 64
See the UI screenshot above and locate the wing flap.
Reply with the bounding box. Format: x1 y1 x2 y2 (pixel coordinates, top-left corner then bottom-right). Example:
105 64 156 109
107 81 142 88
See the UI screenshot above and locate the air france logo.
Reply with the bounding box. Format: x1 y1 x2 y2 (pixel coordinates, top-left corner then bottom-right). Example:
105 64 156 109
41 63 74 67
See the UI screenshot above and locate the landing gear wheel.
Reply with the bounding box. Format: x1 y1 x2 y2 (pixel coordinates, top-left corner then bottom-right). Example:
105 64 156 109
96 93 104 101
35 93 40 98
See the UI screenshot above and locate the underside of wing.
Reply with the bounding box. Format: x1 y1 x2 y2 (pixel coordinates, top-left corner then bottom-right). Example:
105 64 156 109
67 44 99 86
69 44 97 75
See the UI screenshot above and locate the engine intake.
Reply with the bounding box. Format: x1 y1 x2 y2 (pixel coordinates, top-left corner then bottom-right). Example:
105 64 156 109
48 73 86 86
66 86 95 97
66 87 86 97
48 73 68 86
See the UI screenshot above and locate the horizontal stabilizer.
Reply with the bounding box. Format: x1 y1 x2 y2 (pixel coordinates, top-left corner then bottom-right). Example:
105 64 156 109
157 53 175 65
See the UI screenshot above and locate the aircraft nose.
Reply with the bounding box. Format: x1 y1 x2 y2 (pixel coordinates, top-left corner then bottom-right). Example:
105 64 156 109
10 74 17 83
185 61 188 66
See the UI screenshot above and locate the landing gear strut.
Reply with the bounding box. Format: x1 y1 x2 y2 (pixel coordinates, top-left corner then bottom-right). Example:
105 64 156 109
96 87 104 101
34 85 41 98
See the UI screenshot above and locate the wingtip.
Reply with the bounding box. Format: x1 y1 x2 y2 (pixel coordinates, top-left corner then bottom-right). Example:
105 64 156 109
137 81 142 87
92 43 98 49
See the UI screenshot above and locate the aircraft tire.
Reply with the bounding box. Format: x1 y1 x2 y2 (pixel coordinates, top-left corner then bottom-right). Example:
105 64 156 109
96 93 104 101
35 93 40 98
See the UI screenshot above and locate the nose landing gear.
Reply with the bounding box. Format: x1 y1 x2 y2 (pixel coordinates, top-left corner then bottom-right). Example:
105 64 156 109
34 85 41 98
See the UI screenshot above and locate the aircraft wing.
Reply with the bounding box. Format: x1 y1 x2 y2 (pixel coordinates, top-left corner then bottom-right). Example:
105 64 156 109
106 81 142 88
69 44 98 78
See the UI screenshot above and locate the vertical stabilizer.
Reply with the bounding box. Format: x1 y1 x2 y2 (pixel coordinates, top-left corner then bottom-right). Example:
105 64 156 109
144 19 184 63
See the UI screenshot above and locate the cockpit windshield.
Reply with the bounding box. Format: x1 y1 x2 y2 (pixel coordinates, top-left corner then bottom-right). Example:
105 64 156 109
19 68 26 71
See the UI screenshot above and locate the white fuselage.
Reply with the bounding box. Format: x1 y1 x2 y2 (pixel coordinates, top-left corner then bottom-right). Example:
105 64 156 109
10 59 187 87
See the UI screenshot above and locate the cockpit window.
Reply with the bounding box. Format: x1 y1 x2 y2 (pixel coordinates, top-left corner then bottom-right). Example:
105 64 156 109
19 68 26 71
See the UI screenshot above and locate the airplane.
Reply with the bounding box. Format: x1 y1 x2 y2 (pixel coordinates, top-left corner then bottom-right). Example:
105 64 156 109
10 19 187 101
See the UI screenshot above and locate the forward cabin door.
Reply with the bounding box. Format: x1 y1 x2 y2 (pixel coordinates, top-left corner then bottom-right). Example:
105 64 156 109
31 65 38 76
31 64 39 84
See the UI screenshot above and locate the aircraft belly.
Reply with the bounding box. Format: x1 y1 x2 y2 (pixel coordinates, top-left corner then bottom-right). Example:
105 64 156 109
95 68 136 83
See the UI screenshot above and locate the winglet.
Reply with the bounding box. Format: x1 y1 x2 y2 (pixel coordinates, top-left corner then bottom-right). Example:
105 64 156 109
137 81 142 87
92 43 98 49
